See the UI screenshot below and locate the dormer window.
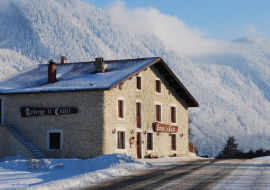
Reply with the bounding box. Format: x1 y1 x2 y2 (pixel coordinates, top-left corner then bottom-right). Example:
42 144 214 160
136 76 141 90
155 80 161 93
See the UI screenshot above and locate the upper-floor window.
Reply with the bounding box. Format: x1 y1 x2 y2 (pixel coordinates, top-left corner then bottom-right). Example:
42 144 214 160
118 100 124 118
155 80 161 93
171 106 176 123
155 104 161 122
136 76 141 90
136 102 141 128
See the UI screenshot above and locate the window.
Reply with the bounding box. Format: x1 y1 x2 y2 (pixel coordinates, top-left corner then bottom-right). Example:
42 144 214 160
136 76 141 90
171 134 176 150
136 102 141 128
147 133 153 150
155 80 161 93
118 100 124 118
47 130 62 150
117 131 125 149
155 104 161 122
171 106 176 123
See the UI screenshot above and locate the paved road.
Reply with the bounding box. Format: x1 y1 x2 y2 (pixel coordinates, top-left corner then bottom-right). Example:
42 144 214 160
85 159 246 190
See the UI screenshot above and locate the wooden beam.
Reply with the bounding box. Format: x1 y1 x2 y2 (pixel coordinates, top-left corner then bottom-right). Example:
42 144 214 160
165 78 175 81
175 90 185 93
160 70 169 75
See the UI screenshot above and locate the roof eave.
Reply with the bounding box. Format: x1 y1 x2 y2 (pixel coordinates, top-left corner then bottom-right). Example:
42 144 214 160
0 88 110 95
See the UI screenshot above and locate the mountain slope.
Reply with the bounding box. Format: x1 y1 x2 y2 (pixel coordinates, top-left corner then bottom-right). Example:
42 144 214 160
1 0 270 157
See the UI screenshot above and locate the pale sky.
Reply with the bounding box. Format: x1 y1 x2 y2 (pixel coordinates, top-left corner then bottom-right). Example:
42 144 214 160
82 0 270 41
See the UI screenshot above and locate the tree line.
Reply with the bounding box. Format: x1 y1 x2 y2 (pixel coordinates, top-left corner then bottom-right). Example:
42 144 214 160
216 136 270 159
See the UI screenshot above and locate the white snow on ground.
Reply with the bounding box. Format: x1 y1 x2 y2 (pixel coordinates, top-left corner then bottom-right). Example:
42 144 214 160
2 154 269 190
211 156 270 189
0 154 200 190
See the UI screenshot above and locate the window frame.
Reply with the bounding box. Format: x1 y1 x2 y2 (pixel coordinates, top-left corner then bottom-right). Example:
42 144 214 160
171 134 177 151
47 129 63 151
155 79 161 93
136 102 141 128
155 104 162 122
136 76 142 90
118 99 124 119
170 106 177 124
117 131 125 149
147 133 153 150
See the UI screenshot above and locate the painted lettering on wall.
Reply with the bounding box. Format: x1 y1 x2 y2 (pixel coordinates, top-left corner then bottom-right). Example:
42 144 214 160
20 107 77 117
154 122 178 133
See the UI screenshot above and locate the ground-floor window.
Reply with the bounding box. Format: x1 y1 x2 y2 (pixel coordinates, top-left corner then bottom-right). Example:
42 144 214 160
147 133 153 150
171 134 176 150
47 130 62 150
117 131 125 149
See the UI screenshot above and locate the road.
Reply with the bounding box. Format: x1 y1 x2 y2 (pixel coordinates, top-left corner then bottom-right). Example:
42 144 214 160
83 159 236 190
85 158 270 190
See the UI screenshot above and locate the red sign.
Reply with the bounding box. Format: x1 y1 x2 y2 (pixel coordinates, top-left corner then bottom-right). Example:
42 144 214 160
154 122 178 133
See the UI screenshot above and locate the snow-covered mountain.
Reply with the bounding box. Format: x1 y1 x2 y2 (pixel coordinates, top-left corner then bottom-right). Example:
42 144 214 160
1 0 270 157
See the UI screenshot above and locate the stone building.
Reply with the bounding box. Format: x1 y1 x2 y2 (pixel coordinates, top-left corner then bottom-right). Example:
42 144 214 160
0 57 198 159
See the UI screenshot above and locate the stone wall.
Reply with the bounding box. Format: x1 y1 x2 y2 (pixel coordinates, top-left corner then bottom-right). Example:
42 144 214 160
0 125 34 159
103 65 189 158
3 91 104 158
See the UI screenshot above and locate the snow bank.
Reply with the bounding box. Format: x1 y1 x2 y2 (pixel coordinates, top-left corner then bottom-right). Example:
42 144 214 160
0 154 151 190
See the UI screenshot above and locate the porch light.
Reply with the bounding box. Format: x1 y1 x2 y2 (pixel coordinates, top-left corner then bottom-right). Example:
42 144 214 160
112 129 116 133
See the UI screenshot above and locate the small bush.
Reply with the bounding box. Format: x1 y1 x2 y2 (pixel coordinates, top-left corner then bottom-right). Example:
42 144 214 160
28 159 45 170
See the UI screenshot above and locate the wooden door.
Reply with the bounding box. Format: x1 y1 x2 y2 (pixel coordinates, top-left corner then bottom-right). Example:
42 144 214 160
136 132 141 158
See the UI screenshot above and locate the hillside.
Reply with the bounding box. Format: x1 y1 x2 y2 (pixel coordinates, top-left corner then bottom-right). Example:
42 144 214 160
1 0 270 157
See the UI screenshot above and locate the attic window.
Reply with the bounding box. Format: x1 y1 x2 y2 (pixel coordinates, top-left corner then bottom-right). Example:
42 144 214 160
118 100 124 118
155 80 161 93
136 76 141 90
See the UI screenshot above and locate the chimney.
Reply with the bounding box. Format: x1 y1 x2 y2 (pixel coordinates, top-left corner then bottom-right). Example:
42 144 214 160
48 59 57 83
94 57 105 73
61 56 66 64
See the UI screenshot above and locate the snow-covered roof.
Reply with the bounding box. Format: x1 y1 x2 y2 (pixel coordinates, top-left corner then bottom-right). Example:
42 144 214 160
0 57 199 107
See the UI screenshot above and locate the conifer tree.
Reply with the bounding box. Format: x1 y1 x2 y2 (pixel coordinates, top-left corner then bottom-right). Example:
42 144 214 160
216 136 238 159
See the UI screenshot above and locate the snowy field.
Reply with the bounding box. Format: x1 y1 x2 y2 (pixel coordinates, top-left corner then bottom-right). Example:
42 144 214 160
1 154 270 190
0 154 200 190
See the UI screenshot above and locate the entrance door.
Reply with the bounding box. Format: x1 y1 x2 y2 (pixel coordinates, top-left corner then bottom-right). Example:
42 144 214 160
136 132 141 159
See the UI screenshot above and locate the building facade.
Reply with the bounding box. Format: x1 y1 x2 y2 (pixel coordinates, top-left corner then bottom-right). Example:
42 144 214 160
0 57 198 159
